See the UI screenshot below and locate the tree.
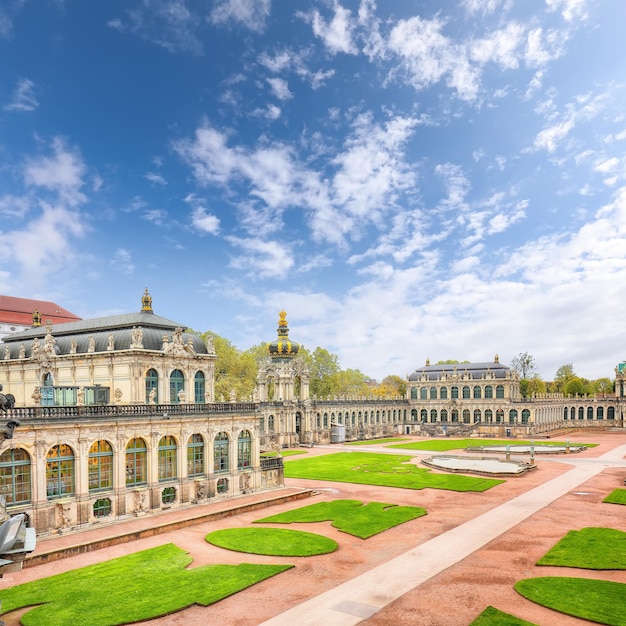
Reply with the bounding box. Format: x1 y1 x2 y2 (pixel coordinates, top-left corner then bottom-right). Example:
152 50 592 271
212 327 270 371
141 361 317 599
511 352 536 379
552 363 575 393
308 347 340 398
331 368 370 396
436 360 470 364
526 375 546 397
374 375 407 398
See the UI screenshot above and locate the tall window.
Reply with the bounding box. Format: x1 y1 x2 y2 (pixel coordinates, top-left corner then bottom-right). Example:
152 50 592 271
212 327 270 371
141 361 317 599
145 369 158 404
268 415 275 432
473 386 481 399
484 386 493 399
42 373 54 407
440 409 448 422
187 434 204 477
214 432 229 473
463 409 470 424
509 409 517 424
420 409 427 421
420 387 427 400
474 409 481 423
430 387 437 399
451 386 459 399
440 387 448 400
522 409 530 424
194 371 205 403
238 430 252 469
430 409 437 423
89 440 113 492
485 409 493 422
462 386 470 399
170 370 184 403
410 387 417 399
126 438 147 486
46 444 75 498
0 448 31 504
496 385 504 399
158 436 177 481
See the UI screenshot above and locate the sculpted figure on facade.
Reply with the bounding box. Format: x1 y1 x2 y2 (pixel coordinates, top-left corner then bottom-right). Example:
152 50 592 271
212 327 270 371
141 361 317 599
70 338 77 354
88 336 95 353
177 389 186 404
18 344 25 359
31 386 41 404
130 327 143 349
149 388 157 405
3 345 9 360
107 334 115 350
77 387 85 406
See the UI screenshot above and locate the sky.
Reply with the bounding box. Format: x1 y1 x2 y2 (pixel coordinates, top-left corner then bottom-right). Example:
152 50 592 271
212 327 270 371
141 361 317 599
1 0 625 383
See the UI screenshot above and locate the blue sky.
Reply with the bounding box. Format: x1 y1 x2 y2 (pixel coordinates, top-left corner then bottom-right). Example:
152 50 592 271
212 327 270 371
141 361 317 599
1 0 625 382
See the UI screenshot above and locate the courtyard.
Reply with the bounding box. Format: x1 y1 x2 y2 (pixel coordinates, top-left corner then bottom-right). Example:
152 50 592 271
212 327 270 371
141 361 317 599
0 431 625 625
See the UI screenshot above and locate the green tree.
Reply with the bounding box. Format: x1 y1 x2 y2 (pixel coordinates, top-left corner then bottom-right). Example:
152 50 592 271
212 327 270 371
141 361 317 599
563 376 585 397
511 352 536 379
374 375 407 398
591 377 614 396
552 363 575 393
331 369 370 396
308 347 340 397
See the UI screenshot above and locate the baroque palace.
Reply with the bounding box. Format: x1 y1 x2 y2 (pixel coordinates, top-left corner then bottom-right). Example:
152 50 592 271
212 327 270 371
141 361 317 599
0 290 624 536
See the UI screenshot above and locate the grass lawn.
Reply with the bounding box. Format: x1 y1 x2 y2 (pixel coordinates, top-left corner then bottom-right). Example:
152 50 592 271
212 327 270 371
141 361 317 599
514 577 626 625
0 543 291 626
261 449 307 457
604 488 626 505
284 452 503 492
470 606 537 625
205 527 338 556
345 437 409 446
536 527 626 569
255 499 427 539
387 438 596 452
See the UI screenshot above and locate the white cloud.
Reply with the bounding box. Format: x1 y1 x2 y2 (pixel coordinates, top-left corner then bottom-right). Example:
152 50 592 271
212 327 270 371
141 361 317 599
4 78 39 112
267 77 293 100
190 206 220 235
210 0 272 33
545 0 589 22
594 157 619 173
111 248 135 275
143 209 167 225
23 138 86 207
225 236 295 278
0 194 31 218
303 1 358 55
144 172 167 185
251 104 282 120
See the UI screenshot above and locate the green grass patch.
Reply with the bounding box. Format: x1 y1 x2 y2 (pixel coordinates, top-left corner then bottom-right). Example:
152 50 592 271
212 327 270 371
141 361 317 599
515 577 626 625
470 605 537 626
255 499 426 539
284 452 503 492
387 438 596 452
205 527 338 556
261 449 307 457
0 543 291 626
604 489 626 505
345 437 409 446
537 527 626 569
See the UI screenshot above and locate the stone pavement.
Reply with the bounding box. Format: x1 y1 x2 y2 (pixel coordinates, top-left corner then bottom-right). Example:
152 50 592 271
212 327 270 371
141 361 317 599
260 443 626 626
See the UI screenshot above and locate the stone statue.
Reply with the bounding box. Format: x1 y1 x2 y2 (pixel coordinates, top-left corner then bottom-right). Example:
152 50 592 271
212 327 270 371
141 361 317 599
114 388 122 403
177 389 186 404
3 345 9 360
70 338 77 354
32 386 42 404
149 388 157 405
19 344 25 359
131 327 143 349
77 387 85 406
88 336 95 353
107 334 115 350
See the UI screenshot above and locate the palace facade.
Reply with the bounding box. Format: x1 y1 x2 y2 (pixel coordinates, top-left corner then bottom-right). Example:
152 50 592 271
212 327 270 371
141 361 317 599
0 292 623 537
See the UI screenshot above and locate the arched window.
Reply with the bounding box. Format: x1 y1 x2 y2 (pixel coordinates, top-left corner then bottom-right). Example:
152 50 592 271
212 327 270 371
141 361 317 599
485 409 493 422
451 409 459 422
473 409 481 423
578 406 584 420
597 406 604 420
410 387 418 399
217 477 229 494
509 409 517 424
376 411 380 424
238 430 252 469
0 448 31 504
462 409 470 424
158 436 177 481
89 440 113 492
420 409 427 421
93 498 112 519
323 413 329 427
430 409 437 423
462 386 470 399
126 438 147 486
420 387 427 400
352 412 356 425
194 371 205 403
187 434 204 477
42 372 54 407
563 407 568 420
440 387 448 400
484 386 493 399
496 385 504 399
214 432 229 473
411 409 418 420
268 415 275 432
46 444 75 498
440 409 448 422
608 406 615 420
587 406 593 420
451 386 459 399
162 487 176 504
473 386 481 399
521 409 530 424
430 387 437 399
570 407 575 420
496 409 504 423
170 369 184 403
145 369 158 404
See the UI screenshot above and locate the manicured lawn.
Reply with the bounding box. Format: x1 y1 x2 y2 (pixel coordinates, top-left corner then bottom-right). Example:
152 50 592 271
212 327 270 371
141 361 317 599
387 438 596 452
604 488 626 505
470 606 537 625
261 449 307 457
0 543 291 626
514 577 626 625
284 452 503 491
206 527 338 556
255 499 427 539
345 437 409 446
536 527 626 569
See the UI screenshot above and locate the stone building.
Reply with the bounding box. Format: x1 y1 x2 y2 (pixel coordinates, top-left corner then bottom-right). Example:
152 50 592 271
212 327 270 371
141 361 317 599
0 291 281 536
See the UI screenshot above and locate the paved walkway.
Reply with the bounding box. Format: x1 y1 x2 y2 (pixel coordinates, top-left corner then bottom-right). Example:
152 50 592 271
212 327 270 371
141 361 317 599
260 444 626 626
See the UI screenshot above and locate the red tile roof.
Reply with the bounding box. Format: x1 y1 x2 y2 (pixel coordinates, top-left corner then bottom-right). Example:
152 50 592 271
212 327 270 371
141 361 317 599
0 295 81 327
